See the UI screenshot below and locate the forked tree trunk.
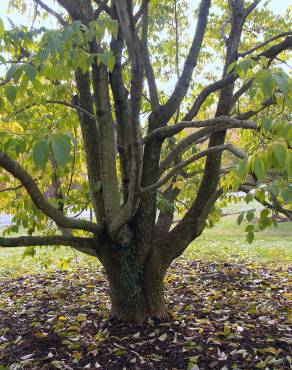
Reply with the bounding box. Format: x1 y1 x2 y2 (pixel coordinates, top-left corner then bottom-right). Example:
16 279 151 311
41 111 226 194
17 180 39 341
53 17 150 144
102 244 169 322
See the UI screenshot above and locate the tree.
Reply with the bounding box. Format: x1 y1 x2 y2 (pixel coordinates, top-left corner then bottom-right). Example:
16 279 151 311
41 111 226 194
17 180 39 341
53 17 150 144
0 0 291 321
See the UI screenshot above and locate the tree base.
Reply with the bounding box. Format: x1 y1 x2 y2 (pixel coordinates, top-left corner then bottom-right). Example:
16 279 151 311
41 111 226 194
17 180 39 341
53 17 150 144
103 245 168 322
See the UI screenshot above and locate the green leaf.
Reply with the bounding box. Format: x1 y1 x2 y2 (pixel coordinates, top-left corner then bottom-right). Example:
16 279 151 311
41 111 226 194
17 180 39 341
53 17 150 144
13 139 26 155
0 96 3 111
286 152 292 177
253 156 266 180
5 85 17 104
246 211 254 222
237 158 248 180
51 134 71 166
0 17 4 38
33 140 49 170
246 231 254 244
273 72 289 95
237 212 245 225
100 51 115 72
245 224 254 233
260 209 269 218
105 19 118 39
260 117 272 133
272 144 287 168
249 86 258 99
107 54 115 72
238 59 251 77
23 246 36 258
24 64 37 81
6 64 17 80
262 75 274 98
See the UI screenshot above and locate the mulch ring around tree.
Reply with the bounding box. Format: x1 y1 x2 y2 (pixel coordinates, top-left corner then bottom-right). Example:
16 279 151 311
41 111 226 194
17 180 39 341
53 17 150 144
0 259 291 370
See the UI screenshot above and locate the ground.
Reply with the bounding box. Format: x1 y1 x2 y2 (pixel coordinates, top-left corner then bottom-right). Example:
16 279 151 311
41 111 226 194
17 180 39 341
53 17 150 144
0 210 291 369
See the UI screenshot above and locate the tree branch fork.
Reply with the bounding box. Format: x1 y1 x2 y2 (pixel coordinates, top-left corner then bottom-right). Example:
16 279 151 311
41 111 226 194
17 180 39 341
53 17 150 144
1 0 291 256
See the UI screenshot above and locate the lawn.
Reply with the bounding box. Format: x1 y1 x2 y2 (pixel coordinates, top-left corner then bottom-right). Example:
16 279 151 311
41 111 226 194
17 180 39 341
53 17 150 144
0 207 291 280
186 215 292 265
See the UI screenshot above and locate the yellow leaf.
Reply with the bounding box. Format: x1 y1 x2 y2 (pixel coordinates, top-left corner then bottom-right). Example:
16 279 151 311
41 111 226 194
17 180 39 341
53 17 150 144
76 314 87 322
263 347 277 355
34 331 48 338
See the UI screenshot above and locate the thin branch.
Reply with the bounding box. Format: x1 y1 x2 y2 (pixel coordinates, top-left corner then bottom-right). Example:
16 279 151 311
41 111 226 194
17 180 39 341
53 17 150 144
158 129 214 174
231 78 254 106
0 183 24 193
134 0 149 23
239 185 292 220
32 0 68 27
239 31 292 57
93 0 110 18
183 73 237 122
244 0 262 18
235 97 274 120
30 3 39 31
8 100 96 120
94 0 111 16
0 177 41 193
221 18 229 43
0 152 102 235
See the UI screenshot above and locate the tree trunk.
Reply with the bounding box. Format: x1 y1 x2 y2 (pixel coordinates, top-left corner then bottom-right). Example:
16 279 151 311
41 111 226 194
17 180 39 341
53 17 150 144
102 244 168 322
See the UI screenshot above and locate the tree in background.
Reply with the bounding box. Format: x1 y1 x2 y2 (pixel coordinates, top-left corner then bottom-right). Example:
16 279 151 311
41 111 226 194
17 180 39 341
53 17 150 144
0 0 291 321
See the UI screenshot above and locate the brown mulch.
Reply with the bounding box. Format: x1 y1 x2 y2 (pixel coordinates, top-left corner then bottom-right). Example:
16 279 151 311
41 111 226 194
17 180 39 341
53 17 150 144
0 259 291 369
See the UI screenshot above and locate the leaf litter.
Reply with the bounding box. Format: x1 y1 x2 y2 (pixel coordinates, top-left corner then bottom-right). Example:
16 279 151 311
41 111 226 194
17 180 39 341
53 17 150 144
0 259 291 369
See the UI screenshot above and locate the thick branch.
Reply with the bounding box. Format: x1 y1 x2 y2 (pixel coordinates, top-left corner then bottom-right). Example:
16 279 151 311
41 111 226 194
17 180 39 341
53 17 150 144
140 1 160 112
0 152 101 235
74 70 105 224
144 115 257 143
183 35 292 123
143 144 246 193
91 60 121 229
111 0 144 236
0 235 95 249
134 0 148 23
159 0 211 124
110 13 132 202
239 31 292 57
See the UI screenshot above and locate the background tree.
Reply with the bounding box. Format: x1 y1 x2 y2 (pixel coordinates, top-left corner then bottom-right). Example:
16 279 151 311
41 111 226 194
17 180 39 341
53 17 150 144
0 0 291 321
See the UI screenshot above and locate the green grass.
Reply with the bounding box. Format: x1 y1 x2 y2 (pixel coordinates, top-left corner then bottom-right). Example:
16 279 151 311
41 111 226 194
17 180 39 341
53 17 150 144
0 242 99 280
186 215 292 265
0 205 291 279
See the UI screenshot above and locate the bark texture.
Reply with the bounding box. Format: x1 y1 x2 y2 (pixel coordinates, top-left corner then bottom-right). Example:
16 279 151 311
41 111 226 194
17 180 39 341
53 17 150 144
101 244 168 321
